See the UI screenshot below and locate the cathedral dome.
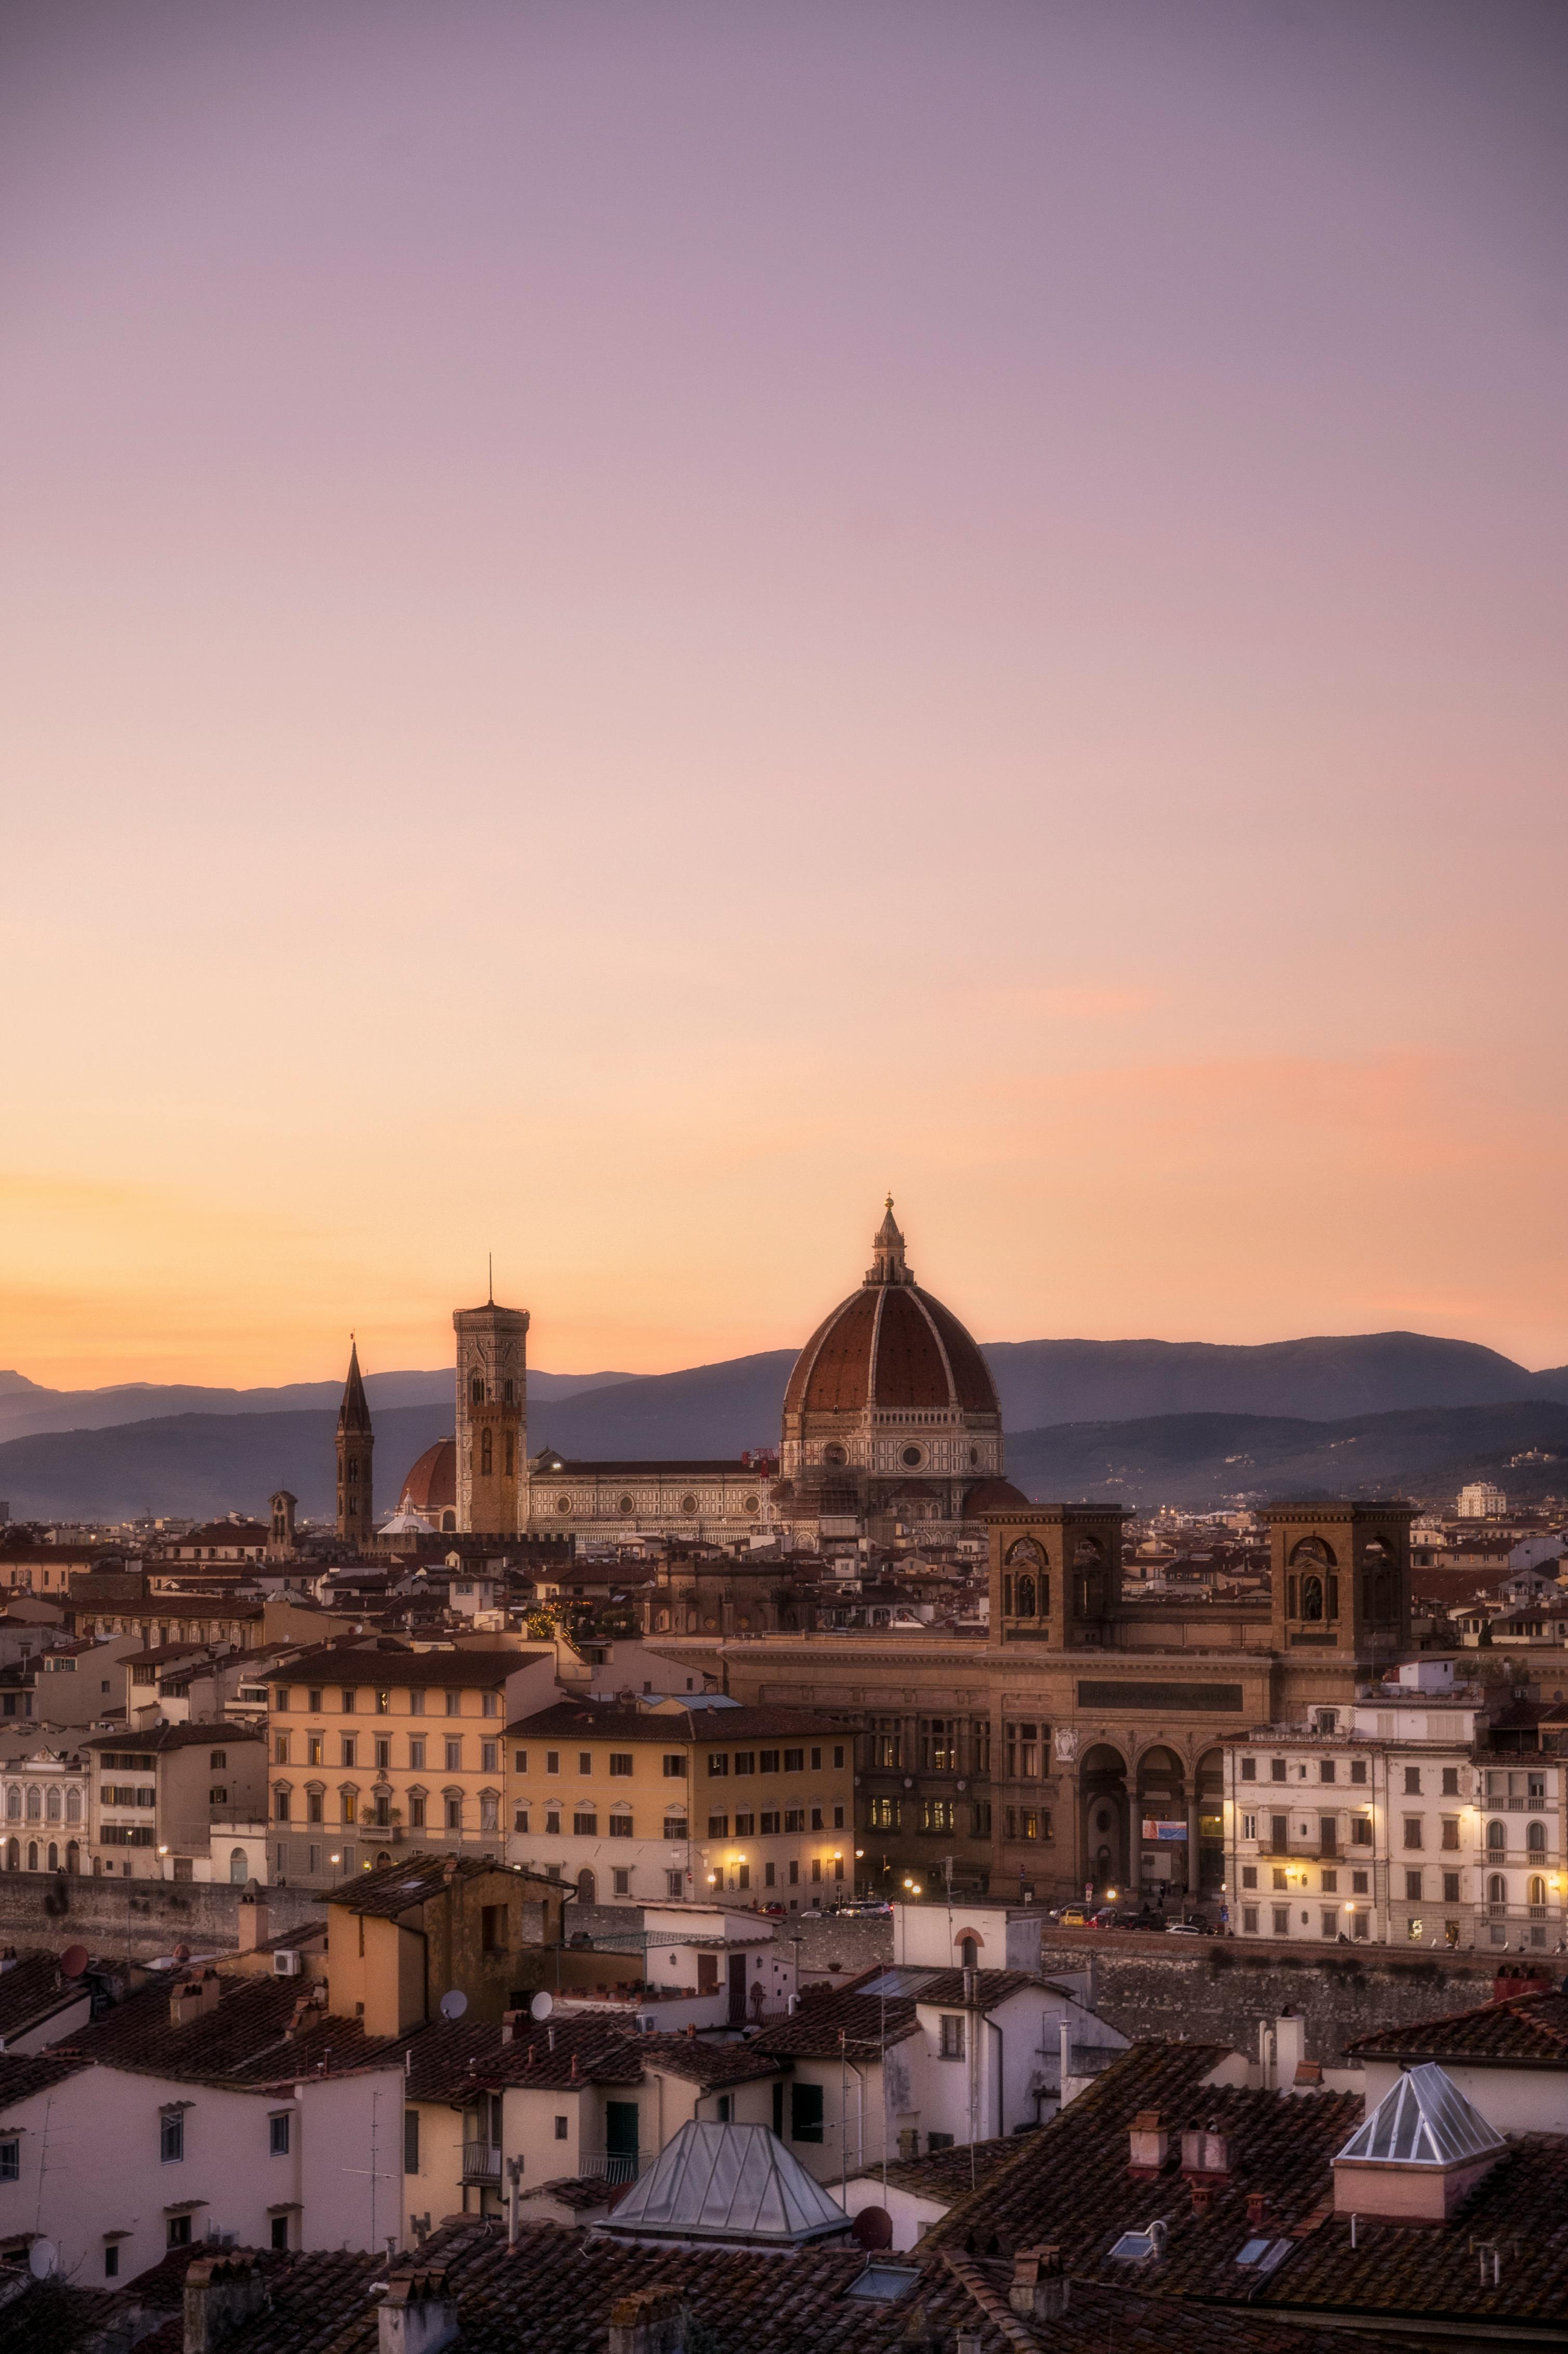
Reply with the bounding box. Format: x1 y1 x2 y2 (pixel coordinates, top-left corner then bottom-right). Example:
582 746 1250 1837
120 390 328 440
397 1438 456 1518
782 1201 999 1421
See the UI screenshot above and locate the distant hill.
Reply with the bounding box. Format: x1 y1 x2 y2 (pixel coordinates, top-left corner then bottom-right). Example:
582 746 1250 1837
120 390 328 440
984 1333 1568 1426
1008 1402 1568 1511
0 1366 637 1444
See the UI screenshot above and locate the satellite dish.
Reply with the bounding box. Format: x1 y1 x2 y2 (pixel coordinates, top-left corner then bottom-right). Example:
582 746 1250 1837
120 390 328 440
529 1991 554 2021
29 2240 58 2279
59 1945 88 1980
439 1989 468 2022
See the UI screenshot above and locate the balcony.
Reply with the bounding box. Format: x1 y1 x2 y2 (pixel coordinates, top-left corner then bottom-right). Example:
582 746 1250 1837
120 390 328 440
580 2150 643 2185
461 2143 501 2184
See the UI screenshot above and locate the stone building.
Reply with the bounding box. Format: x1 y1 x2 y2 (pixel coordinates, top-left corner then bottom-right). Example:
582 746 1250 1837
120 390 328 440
334 1340 374 1547
675 1499 1420 1905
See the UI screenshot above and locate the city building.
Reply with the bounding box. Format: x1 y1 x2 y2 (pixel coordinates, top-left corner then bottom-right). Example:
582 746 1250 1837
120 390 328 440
688 1498 1419 1905
504 1699 855 1907
0 1742 89 1872
1457 1480 1508 1519
262 1645 558 1885
1223 1664 1565 1951
81 1721 266 1879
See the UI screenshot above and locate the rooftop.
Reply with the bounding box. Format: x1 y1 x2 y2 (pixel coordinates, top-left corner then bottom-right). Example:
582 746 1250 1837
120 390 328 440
598 2118 852 2246
1344 1985 1568 2071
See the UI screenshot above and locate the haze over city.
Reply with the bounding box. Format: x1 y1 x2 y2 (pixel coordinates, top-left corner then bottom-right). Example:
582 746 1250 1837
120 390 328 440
4 0 1564 1389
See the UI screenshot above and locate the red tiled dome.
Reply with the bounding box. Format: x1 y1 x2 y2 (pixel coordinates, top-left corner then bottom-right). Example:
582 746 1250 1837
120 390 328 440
398 1438 456 1515
784 1276 998 1419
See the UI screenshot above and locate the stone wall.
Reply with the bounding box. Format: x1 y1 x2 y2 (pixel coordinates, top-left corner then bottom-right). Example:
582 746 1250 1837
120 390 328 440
1034 1932 1537 2063
0 1872 328 1962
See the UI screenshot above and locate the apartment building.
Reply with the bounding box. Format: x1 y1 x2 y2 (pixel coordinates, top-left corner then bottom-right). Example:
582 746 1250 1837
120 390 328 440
1223 1670 1564 1950
0 1744 89 1872
81 1722 267 1878
504 1699 855 1907
263 1646 557 1885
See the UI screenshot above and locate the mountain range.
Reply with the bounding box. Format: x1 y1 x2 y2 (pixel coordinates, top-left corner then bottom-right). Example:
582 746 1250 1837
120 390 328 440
1 1329 1566 1524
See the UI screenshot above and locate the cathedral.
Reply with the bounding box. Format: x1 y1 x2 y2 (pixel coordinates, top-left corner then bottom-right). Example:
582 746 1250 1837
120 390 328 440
365 1201 1026 1548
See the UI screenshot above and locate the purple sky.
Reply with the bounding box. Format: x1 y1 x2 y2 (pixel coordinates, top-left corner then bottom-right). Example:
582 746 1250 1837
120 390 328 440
3 1 1565 1384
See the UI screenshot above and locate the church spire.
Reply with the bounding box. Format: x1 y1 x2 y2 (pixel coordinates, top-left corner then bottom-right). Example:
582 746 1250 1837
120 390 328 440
335 1338 374 1548
866 1195 913 1286
337 1336 372 1434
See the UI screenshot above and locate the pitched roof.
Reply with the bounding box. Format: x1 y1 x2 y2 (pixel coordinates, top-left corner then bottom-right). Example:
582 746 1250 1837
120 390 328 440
756 1986 921 2060
401 2012 644 2099
265 1646 544 1688
637 2034 781 2088
600 2118 851 2246
1344 1987 1568 2070
80 1720 263 1753
506 1699 853 1742
98 2213 1404 2354
327 1851 558 1918
38 1969 397 2093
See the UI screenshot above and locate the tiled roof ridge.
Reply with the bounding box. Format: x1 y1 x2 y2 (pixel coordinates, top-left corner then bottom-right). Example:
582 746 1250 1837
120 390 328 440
938 2251 1044 2354
1344 1985 1568 2059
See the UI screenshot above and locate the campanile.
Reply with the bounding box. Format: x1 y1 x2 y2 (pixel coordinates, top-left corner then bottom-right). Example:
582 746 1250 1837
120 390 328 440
454 1293 529 1534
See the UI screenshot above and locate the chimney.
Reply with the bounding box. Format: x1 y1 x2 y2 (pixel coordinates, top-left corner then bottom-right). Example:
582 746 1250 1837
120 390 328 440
1246 2192 1270 2230
237 1884 269 1954
1273 2011 1305 2085
1190 2181 1214 2218
1180 2124 1233 2180
1493 1964 1549 2004
379 2264 459 2354
501 2009 524 2046
897 2127 922 2162
169 1971 223 2029
1127 2110 1169 2176
607 2285 686 2354
184 2252 266 2354
1009 2244 1068 2324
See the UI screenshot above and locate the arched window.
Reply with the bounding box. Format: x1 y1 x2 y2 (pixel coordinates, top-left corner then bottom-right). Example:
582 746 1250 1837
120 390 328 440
3 1790 17 1824
1015 1574 1036 1619
1527 1820 1547 1855
471 1376 484 1406
65 1789 81 1824
25 1843 36 1873
577 1867 596 1905
1488 1873 1506 1904
1529 1875 1547 1908
1486 1820 1506 1851
481 1429 493 1476
66 1841 79 1875
229 1848 248 1885
46 1843 57 1872
958 1935 978 1969
4 1840 15 1872
1006 1537 1044 1570
24 1789 40 1822
45 1789 61 1823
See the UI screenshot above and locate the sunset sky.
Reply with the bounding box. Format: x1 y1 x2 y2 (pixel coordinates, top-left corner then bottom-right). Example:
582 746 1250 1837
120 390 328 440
4 0 1565 1390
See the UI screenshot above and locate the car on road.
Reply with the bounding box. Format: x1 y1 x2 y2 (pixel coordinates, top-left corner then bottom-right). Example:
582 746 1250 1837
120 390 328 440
1165 1917 1214 1937
1055 1906 1093 1927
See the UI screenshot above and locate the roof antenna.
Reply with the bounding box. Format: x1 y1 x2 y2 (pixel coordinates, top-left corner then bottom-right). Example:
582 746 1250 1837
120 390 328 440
488 1252 493 1306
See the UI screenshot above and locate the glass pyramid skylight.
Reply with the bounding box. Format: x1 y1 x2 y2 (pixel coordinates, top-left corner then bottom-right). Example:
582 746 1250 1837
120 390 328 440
1336 2063 1506 2168
597 2120 853 2246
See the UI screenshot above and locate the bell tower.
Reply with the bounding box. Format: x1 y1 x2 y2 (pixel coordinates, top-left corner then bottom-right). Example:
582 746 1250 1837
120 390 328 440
984 1502 1130 1647
454 1289 529 1535
335 1340 374 1549
1262 1500 1415 1663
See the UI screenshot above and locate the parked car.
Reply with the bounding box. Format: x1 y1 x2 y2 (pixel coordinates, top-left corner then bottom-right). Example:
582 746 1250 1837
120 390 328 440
1055 1905 1093 1927
1166 1916 1214 1937
829 1898 891 1916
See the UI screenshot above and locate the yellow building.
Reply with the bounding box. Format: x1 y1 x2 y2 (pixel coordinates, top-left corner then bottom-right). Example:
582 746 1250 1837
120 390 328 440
321 1852 569 2035
504 1699 856 1908
262 1645 557 1885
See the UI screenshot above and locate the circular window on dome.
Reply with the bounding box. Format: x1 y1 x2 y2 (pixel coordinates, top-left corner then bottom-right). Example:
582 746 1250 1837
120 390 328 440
617 1494 633 1513
743 1494 760 1513
901 1444 925 1469
969 1446 979 1467
555 1495 572 1515
681 1493 697 1513
822 1444 847 1468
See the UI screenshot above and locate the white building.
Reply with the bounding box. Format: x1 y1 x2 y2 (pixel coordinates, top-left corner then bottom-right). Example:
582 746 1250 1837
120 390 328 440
1224 1668 1564 1952
0 1745 89 1873
1456 1481 1508 1520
